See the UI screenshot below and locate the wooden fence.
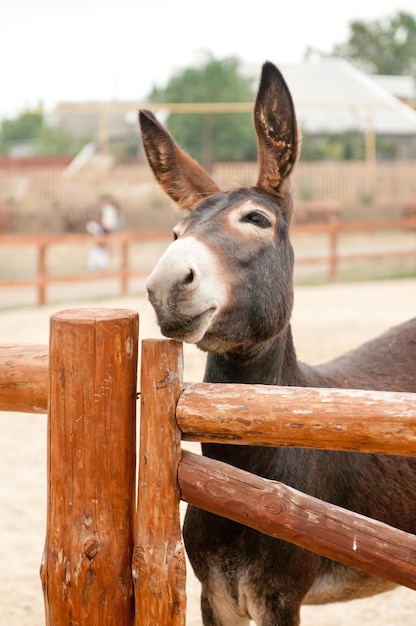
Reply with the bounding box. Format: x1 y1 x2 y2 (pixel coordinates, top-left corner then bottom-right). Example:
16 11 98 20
2 160 416 221
0 230 171 306
1 309 416 624
1 216 416 306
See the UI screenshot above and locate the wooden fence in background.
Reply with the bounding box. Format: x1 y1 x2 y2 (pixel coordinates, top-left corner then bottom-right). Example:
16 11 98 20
1 216 416 306
1 310 416 623
1 160 416 220
0 230 171 305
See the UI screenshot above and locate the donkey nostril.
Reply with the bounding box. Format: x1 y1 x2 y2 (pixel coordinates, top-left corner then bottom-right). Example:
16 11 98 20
184 269 194 285
179 263 198 290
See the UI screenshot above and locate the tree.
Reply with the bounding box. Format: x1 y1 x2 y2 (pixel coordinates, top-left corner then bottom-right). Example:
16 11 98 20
0 111 91 155
147 53 257 169
0 112 43 151
305 11 416 76
36 124 91 156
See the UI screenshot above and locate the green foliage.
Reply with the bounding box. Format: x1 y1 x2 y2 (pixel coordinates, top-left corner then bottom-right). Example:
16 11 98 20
147 53 257 167
300 130 400 161
300 131 365 160
306 11 416 76
374 135 399 159
35 124 91 156
0 111 91 155
0 112 43 152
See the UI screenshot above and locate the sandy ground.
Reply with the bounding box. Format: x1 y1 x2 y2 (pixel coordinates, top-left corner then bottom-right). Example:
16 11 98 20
0 277 415 625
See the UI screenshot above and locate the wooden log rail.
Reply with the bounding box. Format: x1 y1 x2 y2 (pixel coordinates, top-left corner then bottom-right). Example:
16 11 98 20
1 331 416 624
0 344 48 413
179 450 416 590
2 347 416 454
0 216 415 305
177 382 416 456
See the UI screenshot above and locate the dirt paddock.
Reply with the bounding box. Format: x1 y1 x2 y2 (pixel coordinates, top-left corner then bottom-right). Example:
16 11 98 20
0 277 415 625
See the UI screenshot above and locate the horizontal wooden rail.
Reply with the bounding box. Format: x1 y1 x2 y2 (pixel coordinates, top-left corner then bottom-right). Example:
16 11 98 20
292 216 416 234
0 230 172 246
177 382 416 456
0 344 48 413
178 449 416 591
296 248 414 267
2 350 416 466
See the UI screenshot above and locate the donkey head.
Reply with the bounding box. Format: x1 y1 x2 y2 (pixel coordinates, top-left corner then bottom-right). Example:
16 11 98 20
140 62 299 356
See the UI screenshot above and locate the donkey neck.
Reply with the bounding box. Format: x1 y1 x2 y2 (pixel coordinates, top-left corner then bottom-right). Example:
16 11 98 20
204 324 302 386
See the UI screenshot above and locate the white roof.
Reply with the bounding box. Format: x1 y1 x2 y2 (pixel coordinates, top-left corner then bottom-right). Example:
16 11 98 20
248 60 416 135
371 74 416 102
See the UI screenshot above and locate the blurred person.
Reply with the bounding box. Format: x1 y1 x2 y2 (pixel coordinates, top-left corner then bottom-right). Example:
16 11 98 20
100 195 123 234
86 211 110 270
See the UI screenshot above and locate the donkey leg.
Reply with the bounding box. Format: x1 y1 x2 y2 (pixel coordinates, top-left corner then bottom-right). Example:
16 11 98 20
200 584 301 626
229 589 300 626
200 587 251 626
251 601 301 626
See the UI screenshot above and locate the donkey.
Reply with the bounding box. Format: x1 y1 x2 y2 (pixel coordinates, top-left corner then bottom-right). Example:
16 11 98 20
139 61 416 626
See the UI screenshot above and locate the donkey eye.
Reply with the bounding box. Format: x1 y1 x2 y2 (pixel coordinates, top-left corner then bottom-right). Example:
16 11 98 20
243 212 271 228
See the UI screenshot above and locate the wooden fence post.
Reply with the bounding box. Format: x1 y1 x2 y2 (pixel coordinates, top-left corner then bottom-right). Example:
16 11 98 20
121 235 129 296
40 308 138 625
133 339 186 626
38 238 47 306
329 226 338 282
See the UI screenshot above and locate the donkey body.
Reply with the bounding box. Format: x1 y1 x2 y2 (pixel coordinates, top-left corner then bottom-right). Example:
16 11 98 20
140 62 416 626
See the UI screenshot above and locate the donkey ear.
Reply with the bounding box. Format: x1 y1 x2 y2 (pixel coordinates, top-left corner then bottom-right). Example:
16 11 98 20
254 62 299 198
139 110 220 211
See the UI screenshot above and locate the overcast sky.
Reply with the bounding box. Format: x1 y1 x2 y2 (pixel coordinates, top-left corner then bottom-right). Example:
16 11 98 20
1 0 415 119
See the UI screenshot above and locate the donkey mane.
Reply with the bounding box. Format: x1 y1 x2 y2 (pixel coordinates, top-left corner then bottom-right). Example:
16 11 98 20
140 61 416 626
